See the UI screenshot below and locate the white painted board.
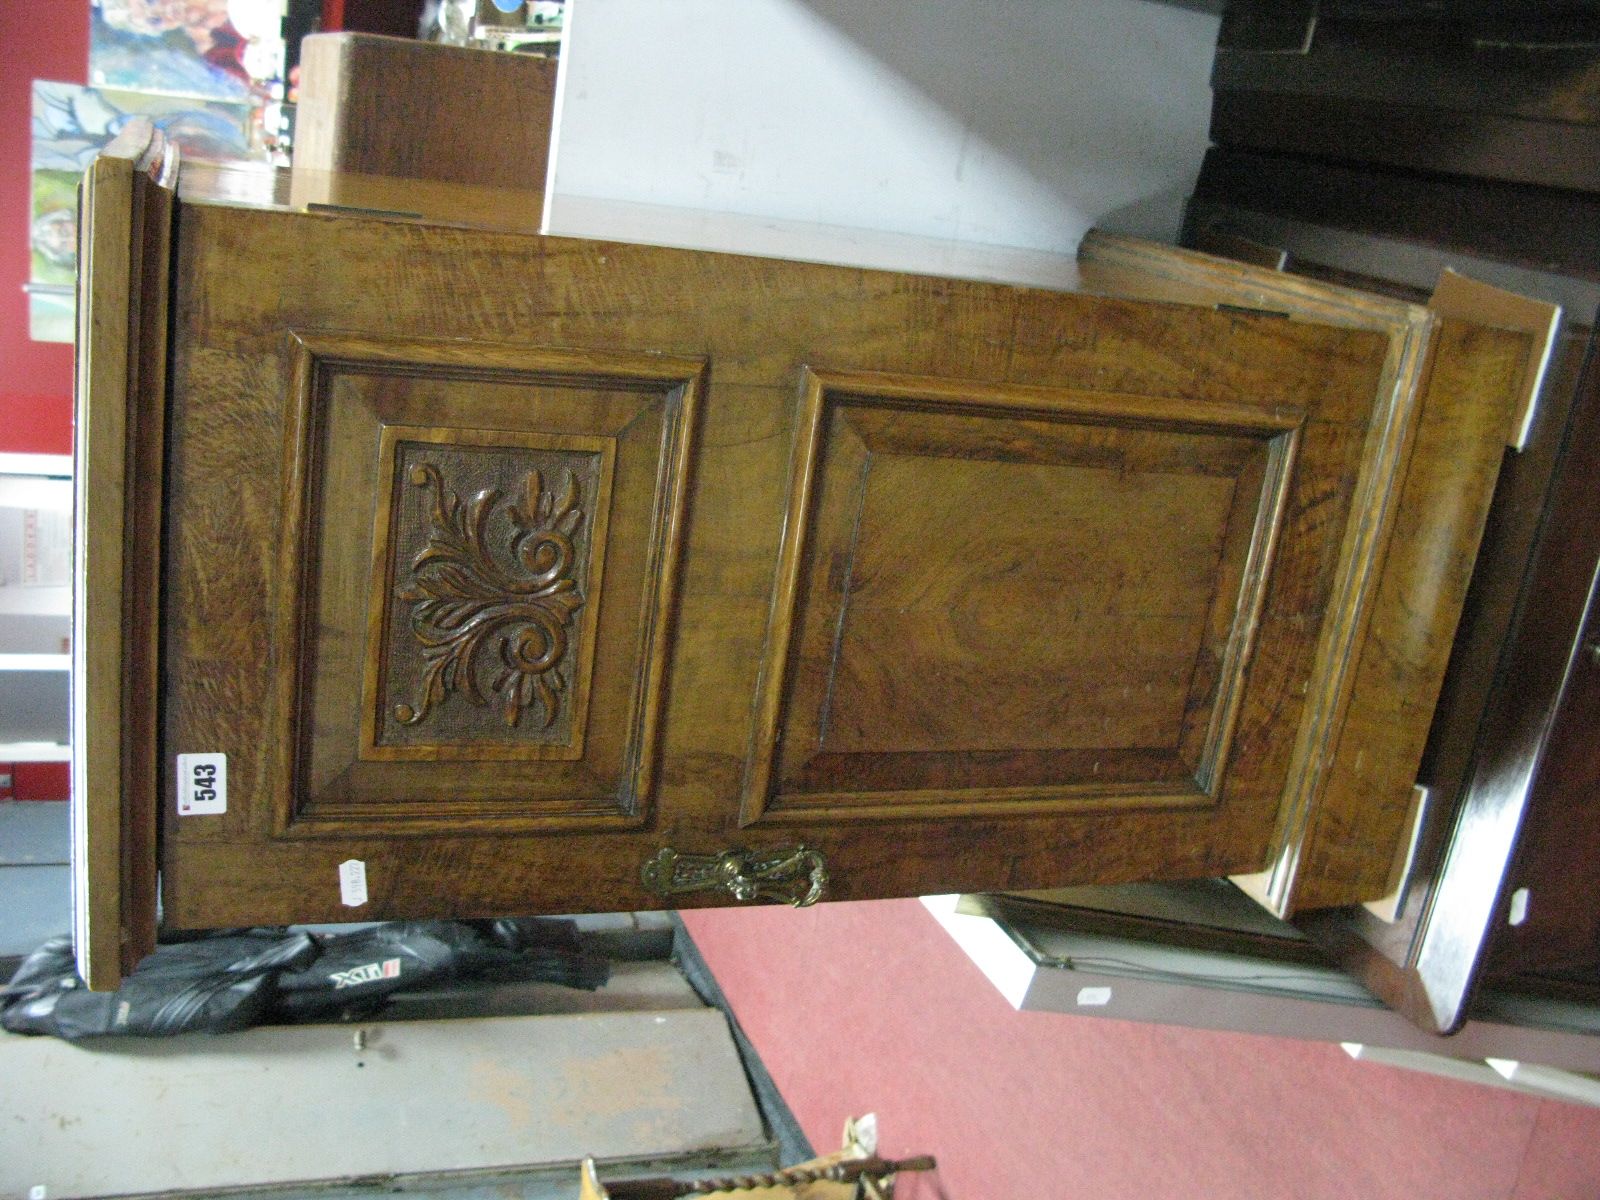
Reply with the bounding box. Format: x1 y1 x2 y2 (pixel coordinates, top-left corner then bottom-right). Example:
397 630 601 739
548 0 1219 254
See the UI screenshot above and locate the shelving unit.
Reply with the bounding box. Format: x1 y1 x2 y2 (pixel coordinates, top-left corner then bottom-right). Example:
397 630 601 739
0 454 71 769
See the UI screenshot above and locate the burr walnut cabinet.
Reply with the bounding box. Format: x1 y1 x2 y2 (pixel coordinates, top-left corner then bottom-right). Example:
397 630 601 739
72 126 1527 988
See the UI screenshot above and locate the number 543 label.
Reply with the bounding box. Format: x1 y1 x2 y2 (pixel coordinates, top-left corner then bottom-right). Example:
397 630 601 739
176 753 227 816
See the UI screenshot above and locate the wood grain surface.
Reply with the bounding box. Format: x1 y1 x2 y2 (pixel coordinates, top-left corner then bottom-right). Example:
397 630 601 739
71 119 175 989
292 34 556 191
150 200 1397 932
1078 232 1525 915
1288 318 1528 910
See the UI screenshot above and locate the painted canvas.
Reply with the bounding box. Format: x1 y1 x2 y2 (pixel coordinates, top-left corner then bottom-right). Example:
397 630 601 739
28 168 79 295
33 80 256 172
89 0 288 103
28 81 259 342
27 288 76 345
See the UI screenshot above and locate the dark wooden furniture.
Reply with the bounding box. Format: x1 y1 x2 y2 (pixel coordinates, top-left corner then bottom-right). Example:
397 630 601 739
1210 5 1600 195
1186 48 1600 1027
1298 314 1600 1030
71 126 1524 990
1484 432 1600 986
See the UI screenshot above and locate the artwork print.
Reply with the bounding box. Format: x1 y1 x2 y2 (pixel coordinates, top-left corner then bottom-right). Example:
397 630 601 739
89 0 288 103
27 80 258 341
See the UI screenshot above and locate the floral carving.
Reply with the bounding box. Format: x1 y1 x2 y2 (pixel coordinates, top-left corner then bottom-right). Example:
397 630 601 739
391 461 586 731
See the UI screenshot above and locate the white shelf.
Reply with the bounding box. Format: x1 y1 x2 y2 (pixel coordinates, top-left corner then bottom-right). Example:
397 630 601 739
0 742 71 762
0 453 71 479
0 653 70 672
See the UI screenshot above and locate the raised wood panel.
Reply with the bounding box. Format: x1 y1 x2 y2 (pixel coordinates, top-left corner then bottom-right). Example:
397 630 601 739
273 335 703 835
363 426 616 761
742 368 1302 823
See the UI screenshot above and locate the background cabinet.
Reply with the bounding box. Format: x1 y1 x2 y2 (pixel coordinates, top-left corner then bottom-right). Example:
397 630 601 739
1185 13 1600 1030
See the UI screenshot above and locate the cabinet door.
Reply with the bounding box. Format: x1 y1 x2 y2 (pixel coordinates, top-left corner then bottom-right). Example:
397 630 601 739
133 202 1393 951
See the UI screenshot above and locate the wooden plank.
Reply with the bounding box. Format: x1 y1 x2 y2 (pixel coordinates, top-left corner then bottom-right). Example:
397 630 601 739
70 118 173 990
1210 90 1600 195
1285 318 1528 911
1210 17 1600 193
1429 268 1562 449
288 35 554 232
1189 148 1600 283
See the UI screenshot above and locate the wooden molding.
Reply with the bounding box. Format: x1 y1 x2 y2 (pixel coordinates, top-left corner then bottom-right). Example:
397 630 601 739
71 120 175 989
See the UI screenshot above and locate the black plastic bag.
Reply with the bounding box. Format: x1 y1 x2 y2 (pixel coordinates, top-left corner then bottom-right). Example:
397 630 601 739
0 920 610 1039
271 918 609 1023
0 930 318 1039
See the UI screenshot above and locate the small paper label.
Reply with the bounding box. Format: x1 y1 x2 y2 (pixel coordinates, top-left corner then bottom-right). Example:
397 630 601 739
331 957 401 989
1076 986 1113 1007
1508 887 1530 926
30 1186 47 1200
176 753 226 816
339 859 369 907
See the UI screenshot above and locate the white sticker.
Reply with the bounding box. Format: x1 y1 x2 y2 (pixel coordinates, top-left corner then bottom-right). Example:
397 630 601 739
339 859 369 907
30 1186 47 1200
1076 986 1113 1007
1508 887 1530 926
176 753 226 815
331 958 401 989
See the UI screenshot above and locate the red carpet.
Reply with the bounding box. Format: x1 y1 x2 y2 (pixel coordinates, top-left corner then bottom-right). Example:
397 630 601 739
682 898 1600 1200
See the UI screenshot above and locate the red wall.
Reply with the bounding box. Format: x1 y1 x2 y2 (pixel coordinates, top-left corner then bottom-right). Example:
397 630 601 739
13 762 70 801
2 10 88 798
1 2 88 456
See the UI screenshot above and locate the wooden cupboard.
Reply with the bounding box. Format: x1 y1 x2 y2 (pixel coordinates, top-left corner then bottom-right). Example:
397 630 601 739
71 125 1526 989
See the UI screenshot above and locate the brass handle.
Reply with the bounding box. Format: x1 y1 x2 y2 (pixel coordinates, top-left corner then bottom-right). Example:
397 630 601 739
641 846 828 908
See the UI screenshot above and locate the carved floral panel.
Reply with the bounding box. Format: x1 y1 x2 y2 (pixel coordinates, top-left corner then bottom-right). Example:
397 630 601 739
362 426 615 759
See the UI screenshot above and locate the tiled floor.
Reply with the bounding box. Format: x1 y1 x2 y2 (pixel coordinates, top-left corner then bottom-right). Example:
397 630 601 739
682 898 1600 1200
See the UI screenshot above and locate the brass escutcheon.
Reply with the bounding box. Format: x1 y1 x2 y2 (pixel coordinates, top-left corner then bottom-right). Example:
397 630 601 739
641 846 828 908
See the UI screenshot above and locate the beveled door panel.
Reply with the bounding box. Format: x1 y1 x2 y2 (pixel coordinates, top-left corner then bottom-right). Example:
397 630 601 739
279 334 702 833
743 369 1302 822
